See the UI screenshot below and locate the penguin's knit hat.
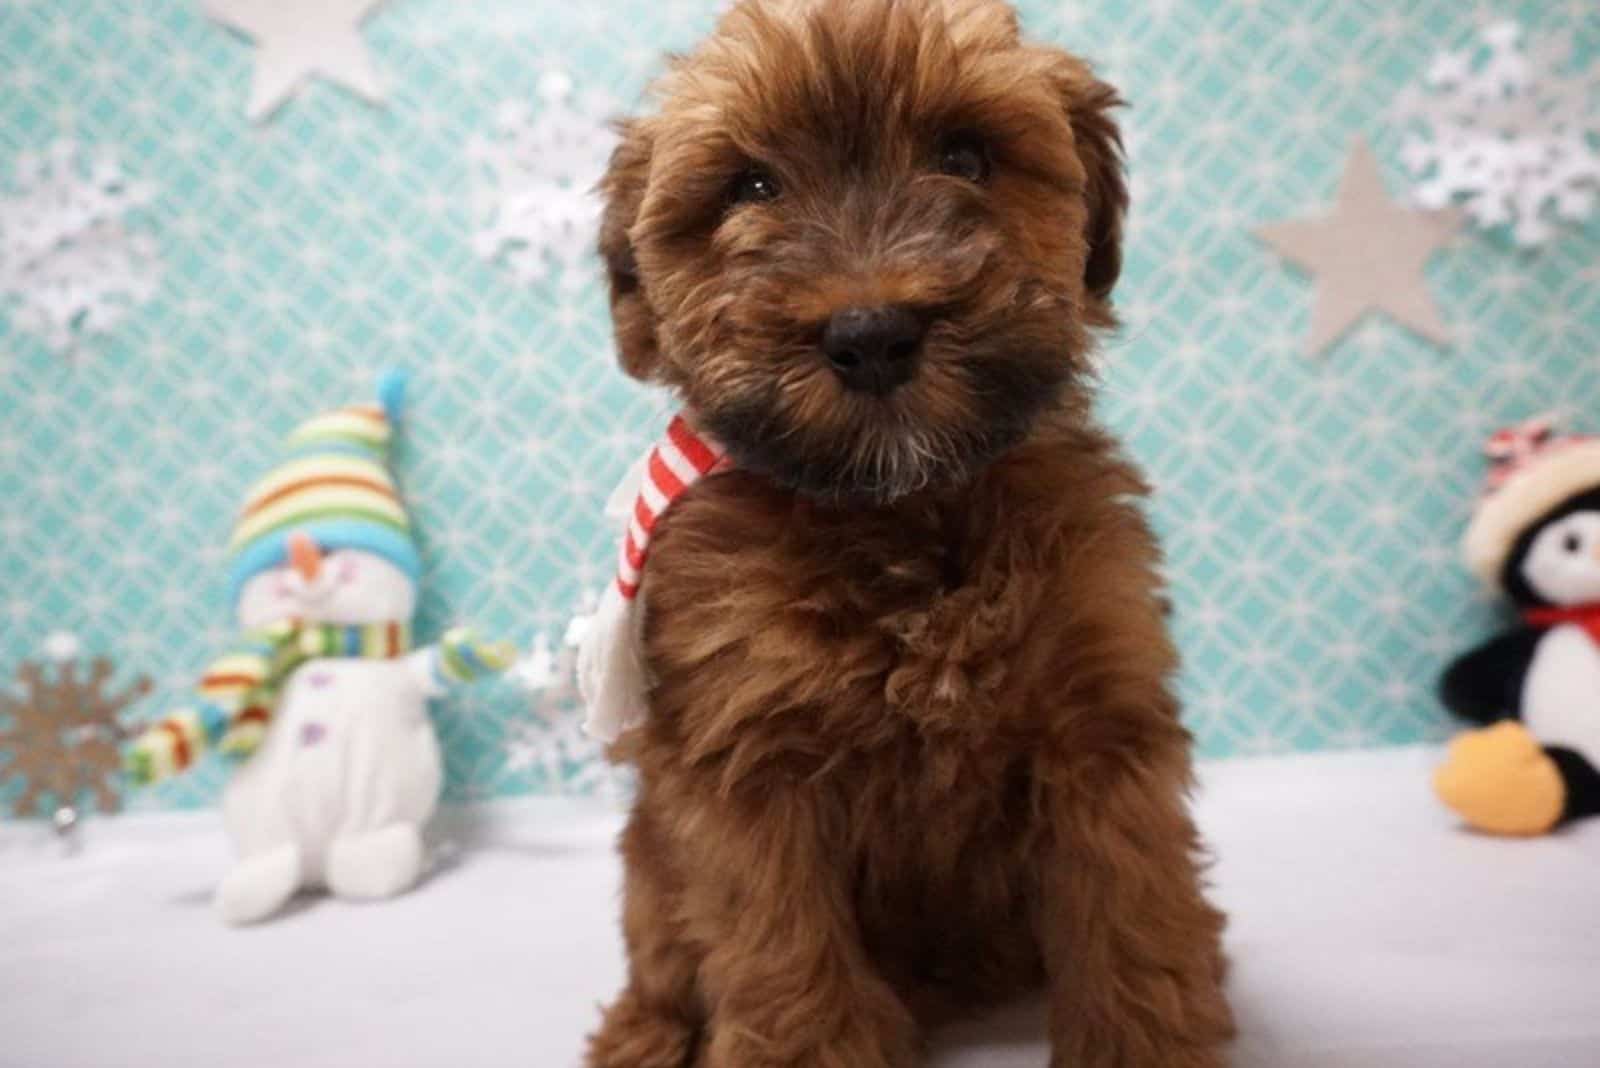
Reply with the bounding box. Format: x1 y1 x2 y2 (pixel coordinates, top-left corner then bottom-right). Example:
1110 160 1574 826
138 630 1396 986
226 370 420 603
1465 414 1600 585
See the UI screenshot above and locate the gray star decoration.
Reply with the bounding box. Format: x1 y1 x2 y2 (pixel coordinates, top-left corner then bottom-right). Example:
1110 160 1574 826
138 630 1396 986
1258 136 1461 357
202 0 389 122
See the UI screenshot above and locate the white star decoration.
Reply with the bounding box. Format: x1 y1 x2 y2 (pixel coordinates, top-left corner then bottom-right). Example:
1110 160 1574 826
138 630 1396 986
1258 137 1461 357
202 0 388 122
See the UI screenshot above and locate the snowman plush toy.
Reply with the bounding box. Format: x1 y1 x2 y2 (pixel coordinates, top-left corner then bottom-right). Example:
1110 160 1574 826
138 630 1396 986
128 371 511 923
1436 415 1600 836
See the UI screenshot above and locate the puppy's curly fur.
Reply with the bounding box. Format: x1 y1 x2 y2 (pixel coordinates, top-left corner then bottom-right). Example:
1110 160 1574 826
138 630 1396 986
586 2 1234 1065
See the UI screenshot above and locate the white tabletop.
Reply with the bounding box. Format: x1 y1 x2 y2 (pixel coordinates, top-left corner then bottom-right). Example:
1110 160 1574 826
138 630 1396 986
2 746 1596 1068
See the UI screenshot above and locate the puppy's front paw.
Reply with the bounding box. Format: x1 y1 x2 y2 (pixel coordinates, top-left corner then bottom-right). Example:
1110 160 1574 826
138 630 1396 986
587 987 698 1068
1048 953 1234 1068
704 1012 918 1068
1050 1047 1226 1068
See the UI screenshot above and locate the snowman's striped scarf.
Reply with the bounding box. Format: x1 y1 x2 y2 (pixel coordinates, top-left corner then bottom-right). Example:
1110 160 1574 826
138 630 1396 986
125 621 411 785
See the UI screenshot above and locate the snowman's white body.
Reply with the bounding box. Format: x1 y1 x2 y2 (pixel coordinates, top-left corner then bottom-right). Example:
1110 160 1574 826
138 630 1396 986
215 550 443 925
223 659 442 882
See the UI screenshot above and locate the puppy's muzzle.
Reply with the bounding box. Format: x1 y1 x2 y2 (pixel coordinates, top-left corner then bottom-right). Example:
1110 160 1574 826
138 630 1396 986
821 304 927 396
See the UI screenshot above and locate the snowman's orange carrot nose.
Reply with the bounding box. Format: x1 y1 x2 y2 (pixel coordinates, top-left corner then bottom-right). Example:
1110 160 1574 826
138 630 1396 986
287 531 323 583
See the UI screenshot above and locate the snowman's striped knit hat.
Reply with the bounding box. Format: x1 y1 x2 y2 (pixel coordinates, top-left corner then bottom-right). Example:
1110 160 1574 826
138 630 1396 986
227 371 420 603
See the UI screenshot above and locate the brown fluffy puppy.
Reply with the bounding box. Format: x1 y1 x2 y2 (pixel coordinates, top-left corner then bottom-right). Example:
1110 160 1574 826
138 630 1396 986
586 2 1233 1066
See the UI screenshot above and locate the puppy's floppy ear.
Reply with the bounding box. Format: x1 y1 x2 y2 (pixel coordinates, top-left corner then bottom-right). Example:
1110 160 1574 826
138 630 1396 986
1049 58 1127 324
598 120 660 380
1073 82 1127 318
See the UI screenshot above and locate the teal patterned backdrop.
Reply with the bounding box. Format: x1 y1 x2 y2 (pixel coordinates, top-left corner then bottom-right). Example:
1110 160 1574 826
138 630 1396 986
2 1 1598 814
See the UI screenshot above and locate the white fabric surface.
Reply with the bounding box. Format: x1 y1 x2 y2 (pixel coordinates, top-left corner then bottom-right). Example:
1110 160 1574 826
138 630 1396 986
2 746 1596 1068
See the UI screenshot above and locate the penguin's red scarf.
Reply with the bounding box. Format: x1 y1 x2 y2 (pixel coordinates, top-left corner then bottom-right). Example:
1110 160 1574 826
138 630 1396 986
1525 604 1600 645
578 414 729 741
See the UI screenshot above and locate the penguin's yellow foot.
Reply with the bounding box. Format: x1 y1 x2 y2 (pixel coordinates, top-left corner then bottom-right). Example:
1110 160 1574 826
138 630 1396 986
1434 721 1565 837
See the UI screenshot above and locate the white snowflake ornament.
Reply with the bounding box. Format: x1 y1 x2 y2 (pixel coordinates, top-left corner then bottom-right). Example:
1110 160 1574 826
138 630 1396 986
468 72 619 289
42 631 82 663
1395 20 1600 247
503 714 621 800
0 142 161 355
504 619 624 799
509 634 559 694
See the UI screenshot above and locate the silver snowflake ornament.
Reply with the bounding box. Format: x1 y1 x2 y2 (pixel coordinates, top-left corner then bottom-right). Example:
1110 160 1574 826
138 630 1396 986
0 141 162 354
1395 20 1600 247
468 71 620 289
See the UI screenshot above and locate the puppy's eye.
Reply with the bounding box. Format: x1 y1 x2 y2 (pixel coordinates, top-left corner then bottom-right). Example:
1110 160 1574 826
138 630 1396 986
1566 532 1583 554
938 132 990 183
728 167 781 206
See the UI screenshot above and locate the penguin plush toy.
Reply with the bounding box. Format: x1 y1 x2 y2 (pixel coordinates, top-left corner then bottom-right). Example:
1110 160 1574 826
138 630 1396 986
1436 415 1600 836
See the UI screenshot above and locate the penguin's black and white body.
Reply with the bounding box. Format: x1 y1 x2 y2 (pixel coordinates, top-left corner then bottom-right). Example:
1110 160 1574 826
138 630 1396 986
1441 486 1600 828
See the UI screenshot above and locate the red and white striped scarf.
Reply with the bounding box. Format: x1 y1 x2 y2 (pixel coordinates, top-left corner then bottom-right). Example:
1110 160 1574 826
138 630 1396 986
579 414 728 741
615 415 729 599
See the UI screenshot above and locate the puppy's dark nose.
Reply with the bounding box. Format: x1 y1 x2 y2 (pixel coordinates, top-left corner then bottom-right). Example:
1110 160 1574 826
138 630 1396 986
821 305 926 395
